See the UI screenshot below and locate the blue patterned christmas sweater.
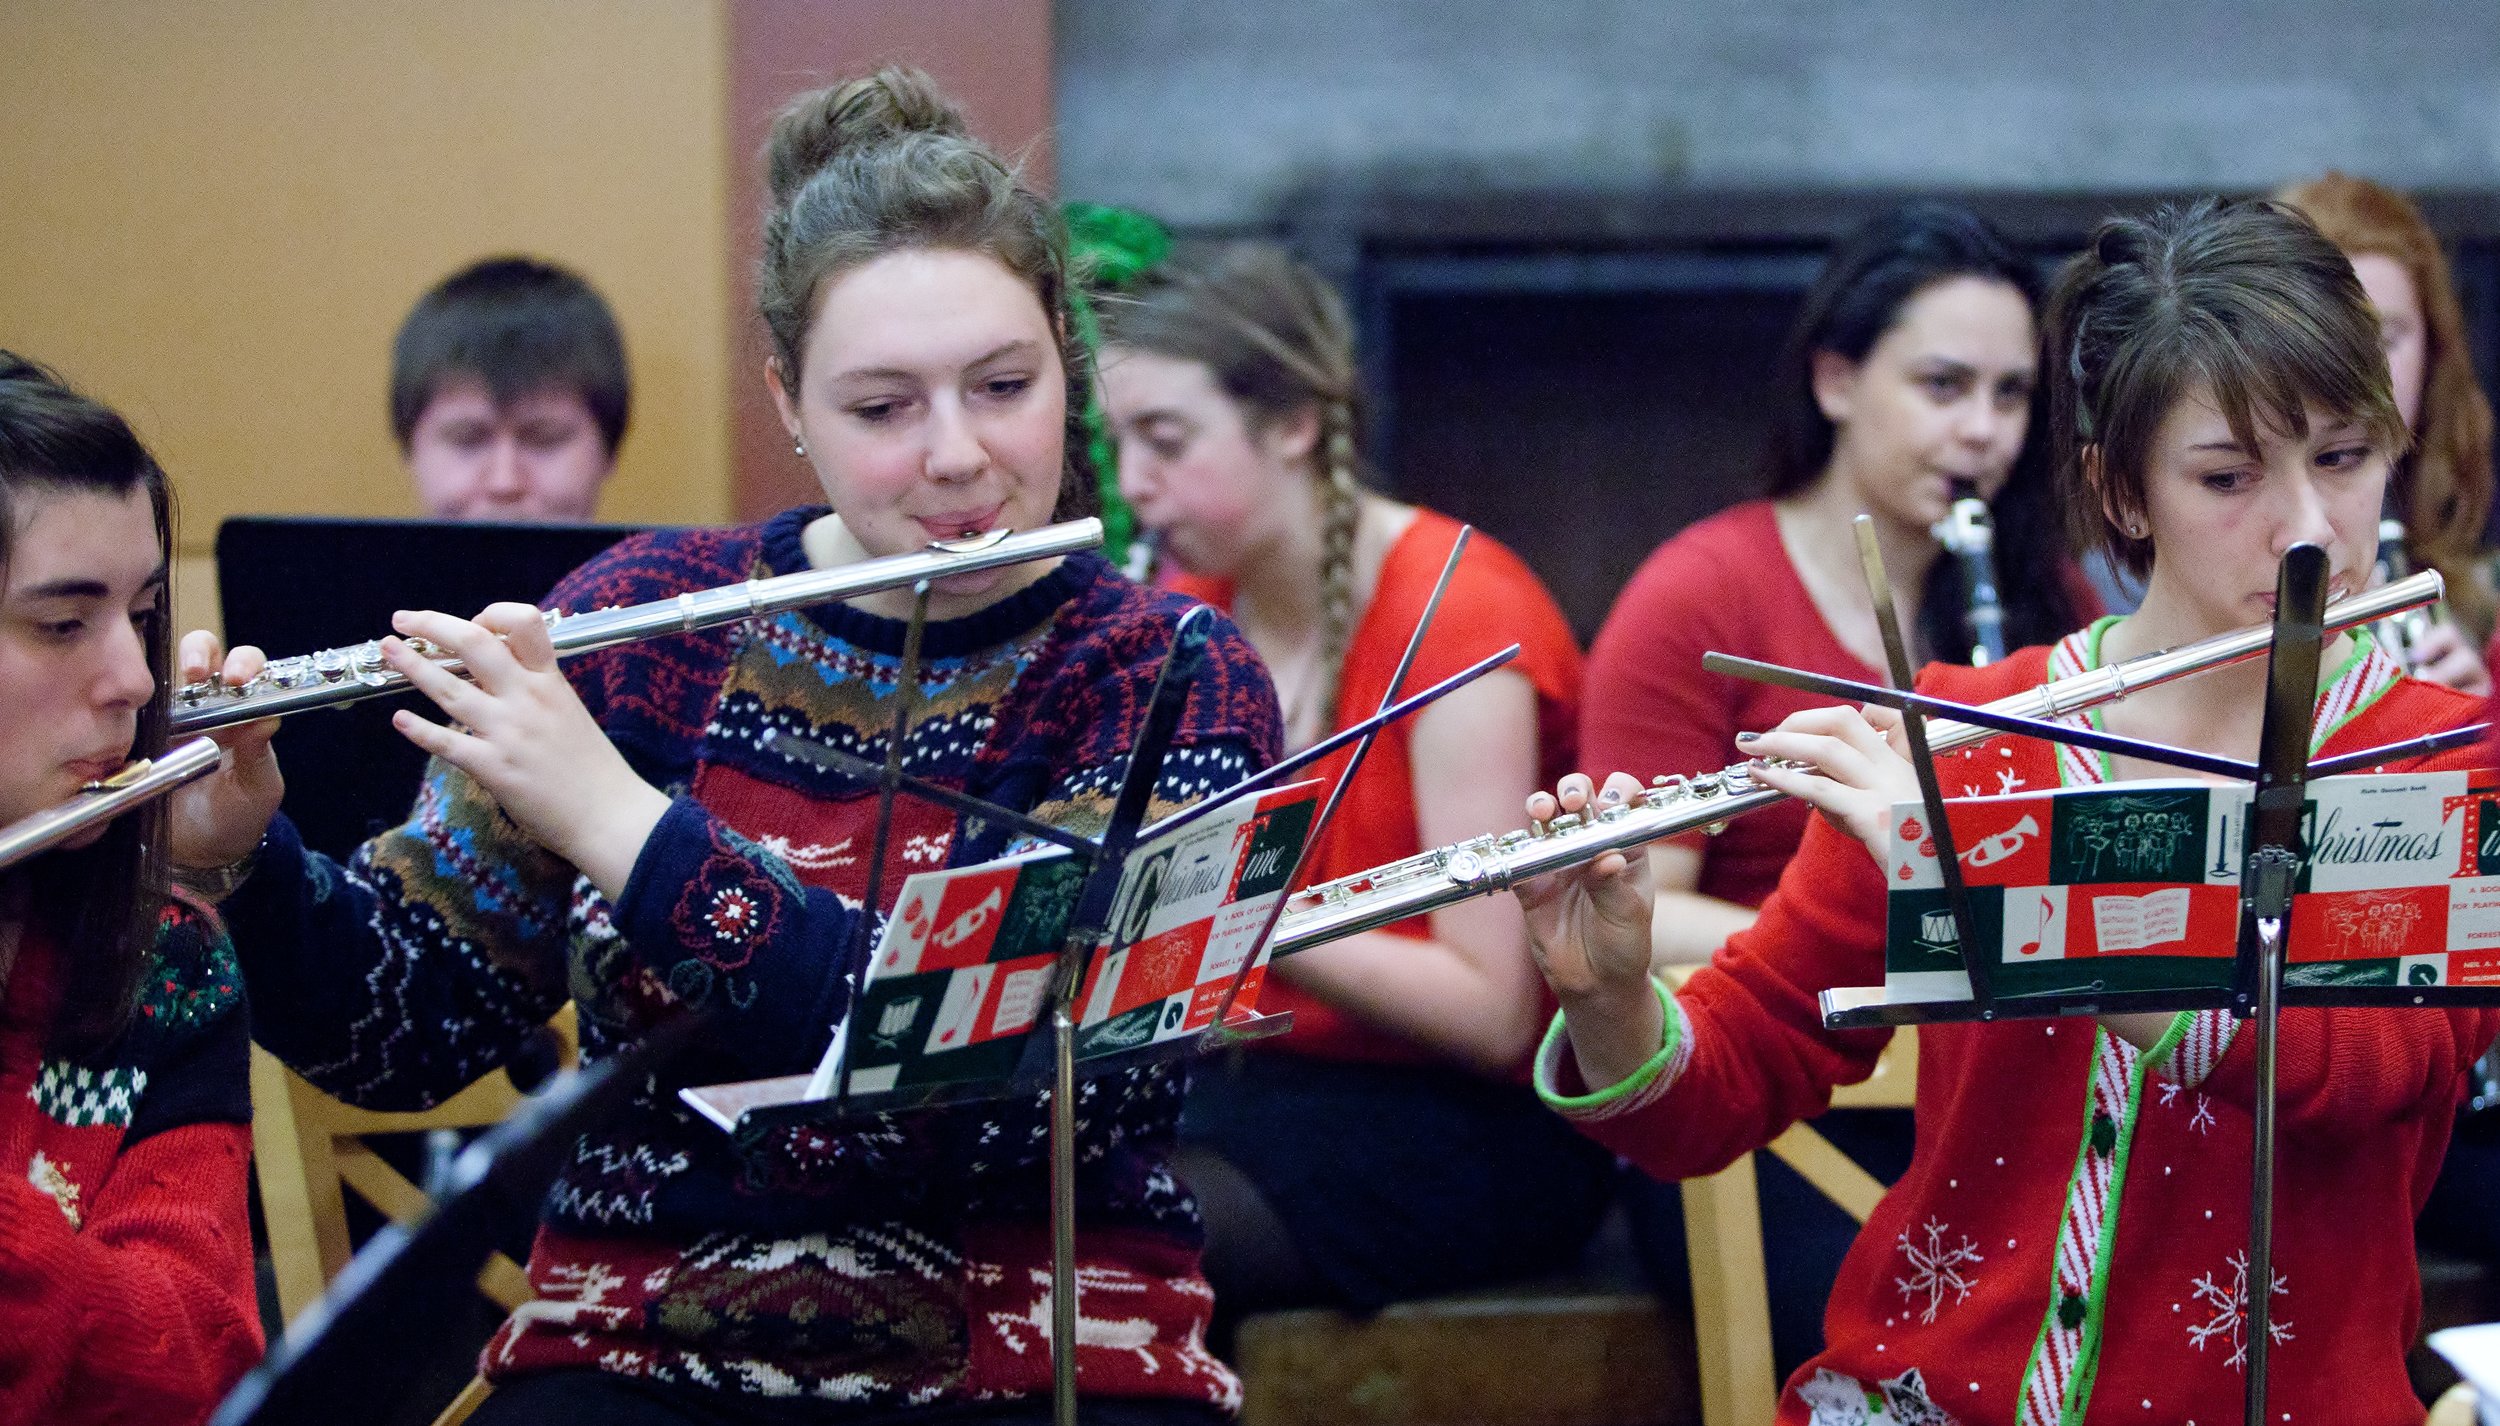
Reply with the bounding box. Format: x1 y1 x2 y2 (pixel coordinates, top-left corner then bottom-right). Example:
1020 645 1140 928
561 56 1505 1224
225 508 1281 1410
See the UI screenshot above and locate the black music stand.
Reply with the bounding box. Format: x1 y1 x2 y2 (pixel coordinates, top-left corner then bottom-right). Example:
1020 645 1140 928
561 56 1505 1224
1718 531 2499 1424
209 1014 711 1426
216 516 654 859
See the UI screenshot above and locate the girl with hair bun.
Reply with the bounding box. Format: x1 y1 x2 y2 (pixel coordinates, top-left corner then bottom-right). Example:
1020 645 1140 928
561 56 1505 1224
2278 171 2498 693
1519 199 2495 1424
1100 244 1615 1330
0 353 261 1424
176 68 1275 1424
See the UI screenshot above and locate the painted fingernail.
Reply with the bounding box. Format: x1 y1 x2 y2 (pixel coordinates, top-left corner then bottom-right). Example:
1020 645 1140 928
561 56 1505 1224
1734 731 1761 743
1601 787 1624 803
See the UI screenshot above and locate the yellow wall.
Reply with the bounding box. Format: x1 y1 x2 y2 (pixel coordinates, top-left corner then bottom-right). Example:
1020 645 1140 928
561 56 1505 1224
0 0 732 636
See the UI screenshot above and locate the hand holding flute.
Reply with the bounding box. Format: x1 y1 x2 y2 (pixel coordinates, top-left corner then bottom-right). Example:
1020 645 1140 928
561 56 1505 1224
1515 704 1916 1094
173 604 669 898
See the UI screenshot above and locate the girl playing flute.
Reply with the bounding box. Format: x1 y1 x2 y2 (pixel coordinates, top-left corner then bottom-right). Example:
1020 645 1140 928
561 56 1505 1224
0 353 260 1425
174 68 1277 1426
1520 199 2499 1425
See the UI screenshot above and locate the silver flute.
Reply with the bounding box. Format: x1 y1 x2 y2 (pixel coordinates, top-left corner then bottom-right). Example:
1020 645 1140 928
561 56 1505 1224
1932 480 2007 666
1268 570 2443 958
0 737 223 872
170 520 1104 734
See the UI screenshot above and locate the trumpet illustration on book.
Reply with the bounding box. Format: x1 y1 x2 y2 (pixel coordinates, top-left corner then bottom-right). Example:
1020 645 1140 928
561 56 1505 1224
1959 813 2038 869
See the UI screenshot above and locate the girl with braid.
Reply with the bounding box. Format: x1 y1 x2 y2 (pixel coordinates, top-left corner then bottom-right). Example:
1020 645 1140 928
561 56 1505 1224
172 68 1277 1425
1101 244 1614 1335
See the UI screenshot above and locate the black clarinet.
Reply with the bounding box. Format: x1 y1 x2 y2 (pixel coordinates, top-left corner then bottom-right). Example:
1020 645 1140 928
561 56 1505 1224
1932 480 2007 666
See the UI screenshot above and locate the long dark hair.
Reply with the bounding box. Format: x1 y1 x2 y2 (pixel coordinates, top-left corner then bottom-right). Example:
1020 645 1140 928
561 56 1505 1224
0 352 175 1056
1767 202 2086 659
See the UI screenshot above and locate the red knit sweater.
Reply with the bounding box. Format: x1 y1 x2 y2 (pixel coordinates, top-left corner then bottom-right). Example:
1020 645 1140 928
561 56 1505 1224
0 896 261 1426
1541 626 2499 1426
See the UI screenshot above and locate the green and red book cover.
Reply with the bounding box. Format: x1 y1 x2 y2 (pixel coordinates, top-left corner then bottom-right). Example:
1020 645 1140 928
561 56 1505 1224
1882 769 2500 1004
679 778 1322 1130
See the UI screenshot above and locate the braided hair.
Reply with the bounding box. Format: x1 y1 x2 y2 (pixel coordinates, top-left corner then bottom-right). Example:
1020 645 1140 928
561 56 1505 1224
1104 244 1369 725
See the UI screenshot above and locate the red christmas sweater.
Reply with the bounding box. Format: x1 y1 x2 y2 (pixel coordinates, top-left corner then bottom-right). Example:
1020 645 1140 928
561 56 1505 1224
0 895 260 1425
1539 623 2500 1426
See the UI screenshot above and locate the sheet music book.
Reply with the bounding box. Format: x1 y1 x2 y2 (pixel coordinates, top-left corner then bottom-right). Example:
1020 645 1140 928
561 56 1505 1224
679 778 1321 1131
1883 770 2500 1004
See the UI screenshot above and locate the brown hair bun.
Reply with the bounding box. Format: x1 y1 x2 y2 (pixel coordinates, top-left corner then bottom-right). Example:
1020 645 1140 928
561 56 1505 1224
765 65 970 209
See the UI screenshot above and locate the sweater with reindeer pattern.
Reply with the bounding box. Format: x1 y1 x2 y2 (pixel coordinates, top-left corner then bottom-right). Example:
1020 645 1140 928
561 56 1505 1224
225 508 1281 1412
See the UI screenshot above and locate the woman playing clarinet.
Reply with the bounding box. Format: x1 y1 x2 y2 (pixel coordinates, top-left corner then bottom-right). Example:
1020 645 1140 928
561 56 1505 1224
1588 202 2098 1375
1523 199 2498 1425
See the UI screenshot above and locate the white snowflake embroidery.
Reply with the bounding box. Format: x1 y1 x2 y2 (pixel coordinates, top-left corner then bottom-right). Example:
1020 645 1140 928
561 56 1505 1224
1896 1218 1983 1324
2186 1251 2291 1369
2158 1081 2218 1132
1996 768 2025 795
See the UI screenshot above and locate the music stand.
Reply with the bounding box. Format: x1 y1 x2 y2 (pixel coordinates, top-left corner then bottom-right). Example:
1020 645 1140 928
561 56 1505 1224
209 1014 711 1426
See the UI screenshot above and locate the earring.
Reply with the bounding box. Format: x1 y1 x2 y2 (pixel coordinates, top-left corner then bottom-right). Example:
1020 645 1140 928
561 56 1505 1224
2125 518 2146 538
792 436 808 459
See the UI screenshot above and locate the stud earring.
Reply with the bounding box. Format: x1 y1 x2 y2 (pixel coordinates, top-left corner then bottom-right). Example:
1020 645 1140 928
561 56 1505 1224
792 436 808 459
2126 518 2146 538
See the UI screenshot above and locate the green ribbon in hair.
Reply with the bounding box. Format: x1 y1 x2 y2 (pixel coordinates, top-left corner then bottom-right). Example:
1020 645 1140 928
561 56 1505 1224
1063 202 1173 565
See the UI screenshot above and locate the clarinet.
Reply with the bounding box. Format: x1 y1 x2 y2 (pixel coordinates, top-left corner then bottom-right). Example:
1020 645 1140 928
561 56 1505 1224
1121 527 1164 584
1265 571 2443 958
2370 517 2441 675
1932 480 2007 666
0 738 222 872
170 520 1103 734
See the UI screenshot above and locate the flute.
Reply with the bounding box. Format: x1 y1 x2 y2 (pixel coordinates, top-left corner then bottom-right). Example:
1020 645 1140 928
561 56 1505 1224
0 738 222 872
1932 480 2006 666
171 520 1103 734
1266 570 2443 958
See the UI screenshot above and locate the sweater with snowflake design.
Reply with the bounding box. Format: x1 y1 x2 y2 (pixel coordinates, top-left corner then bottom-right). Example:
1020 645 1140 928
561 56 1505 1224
0 895 260 1426
1539 628 2500 1426
225 509 1281 1412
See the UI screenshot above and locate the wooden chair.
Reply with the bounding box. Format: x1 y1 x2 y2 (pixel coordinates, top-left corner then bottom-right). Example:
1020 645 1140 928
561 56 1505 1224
249 1004 578 1326
2427 1383 2478 1426
1669 962 1918 1426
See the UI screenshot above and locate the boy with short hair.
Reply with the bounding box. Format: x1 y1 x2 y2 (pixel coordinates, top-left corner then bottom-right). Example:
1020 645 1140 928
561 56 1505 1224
392 257 629 521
